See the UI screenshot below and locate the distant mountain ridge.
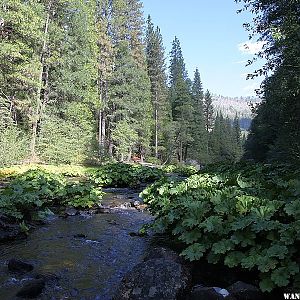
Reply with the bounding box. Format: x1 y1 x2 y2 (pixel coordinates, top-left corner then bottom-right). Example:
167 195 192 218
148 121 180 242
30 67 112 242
212 94 260 119
212 94 261 130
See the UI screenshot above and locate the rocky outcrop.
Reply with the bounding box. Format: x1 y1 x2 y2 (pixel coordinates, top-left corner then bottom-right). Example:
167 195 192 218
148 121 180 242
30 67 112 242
114 247 191 300
227 281 264 300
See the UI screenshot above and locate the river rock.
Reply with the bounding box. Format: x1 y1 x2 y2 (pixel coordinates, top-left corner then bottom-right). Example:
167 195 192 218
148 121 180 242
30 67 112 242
120 202 132 209
227 281 263 300
114 257 190 300
143 247 184 264
16 279 45 298
35 272 59 282
0 227 21 242
129 231 145 237
8 259 34 273
73 233 87 239
65 207 78 216
189 286 224 300
135 204 147 211
97 206 110 214
0 215 23 242
131 200 141 207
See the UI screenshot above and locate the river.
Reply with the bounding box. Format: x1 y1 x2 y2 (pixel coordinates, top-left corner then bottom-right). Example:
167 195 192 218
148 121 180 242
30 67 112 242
0 188 153 299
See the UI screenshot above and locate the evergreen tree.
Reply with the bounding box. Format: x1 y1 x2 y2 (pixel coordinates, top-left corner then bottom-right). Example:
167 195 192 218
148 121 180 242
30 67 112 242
209 113 242 163
238 0 300 162
190 68 208 163
169 37 193 163
145 16 170 160
203 90 214 132
0 0 45 159
37 0 98 164
232 114 242 159
108 41 152 161
96 0 114 157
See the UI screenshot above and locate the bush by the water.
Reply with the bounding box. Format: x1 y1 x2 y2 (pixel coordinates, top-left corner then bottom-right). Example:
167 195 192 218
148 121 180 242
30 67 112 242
0 169 103 221
161 164 198 177
141 162 300 292
90 163 165 187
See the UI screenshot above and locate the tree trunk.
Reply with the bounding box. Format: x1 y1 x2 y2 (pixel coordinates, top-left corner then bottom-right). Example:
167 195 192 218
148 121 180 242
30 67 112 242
155 91 158 158
98 79 107 159
101 81 107 148
30 1 52 161
127 149 132 162
179 140 183 163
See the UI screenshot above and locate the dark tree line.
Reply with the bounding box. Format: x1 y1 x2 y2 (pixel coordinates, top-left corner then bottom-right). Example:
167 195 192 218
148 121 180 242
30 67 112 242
237 0 300 163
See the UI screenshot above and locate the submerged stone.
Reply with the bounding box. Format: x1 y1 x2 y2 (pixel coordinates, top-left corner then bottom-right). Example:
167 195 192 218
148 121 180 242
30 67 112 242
65 207 78 216
8 259 33 273
16 279 45 298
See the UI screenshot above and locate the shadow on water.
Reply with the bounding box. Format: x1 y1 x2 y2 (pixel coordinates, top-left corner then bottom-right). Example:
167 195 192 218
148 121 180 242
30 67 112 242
0 189 153 300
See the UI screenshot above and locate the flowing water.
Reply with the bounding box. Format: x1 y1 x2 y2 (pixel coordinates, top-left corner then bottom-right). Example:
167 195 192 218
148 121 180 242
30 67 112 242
0 189 153 300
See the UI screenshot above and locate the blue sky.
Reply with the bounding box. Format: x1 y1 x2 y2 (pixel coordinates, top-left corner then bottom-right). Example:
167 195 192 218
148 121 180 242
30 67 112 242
142 0 264 97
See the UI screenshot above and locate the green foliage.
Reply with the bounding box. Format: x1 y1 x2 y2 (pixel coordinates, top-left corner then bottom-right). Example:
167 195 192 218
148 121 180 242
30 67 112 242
90 163 165 188
0 169 103 220
162 164 198 177
0 125 29 167
37 113 96 165
141 162 300 291
64 182 103 209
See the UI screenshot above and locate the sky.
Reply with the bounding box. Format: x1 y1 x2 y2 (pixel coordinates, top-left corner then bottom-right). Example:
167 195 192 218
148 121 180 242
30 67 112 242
142 0 265 97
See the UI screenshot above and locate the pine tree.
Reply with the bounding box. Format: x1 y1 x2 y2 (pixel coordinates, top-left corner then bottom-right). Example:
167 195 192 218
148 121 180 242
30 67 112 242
0 0 45 160
238 0 300 162
169 37 193 163
232 114 242 159
190 68 208 163
108 41 152 161
145 16 170 160
37 0 99 164
203 90 214 132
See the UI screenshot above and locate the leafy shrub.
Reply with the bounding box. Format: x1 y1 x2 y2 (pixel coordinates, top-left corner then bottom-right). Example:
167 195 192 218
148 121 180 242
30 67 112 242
0 169 103 220
0 164 97 180
63 182 103 208
162 164 198 177
37 115 96 165
0 126 29 167
90 163 165 187
146 156 161 165
141 163 300 292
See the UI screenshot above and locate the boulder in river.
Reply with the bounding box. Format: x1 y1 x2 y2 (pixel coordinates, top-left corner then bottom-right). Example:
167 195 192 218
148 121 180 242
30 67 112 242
188 286 226 300
120 202 132 209
8 259 33 273
65 207 78 216
0 214 24 242
131 200 141 207
73 233 87 239
16 279 45 298
97 206 111 214
227 281 264 300
143 247 184 264
114 256 190 299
